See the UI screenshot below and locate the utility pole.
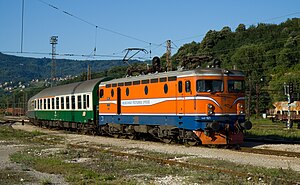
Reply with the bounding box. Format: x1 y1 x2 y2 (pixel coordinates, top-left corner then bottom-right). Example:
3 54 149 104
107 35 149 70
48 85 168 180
166 40 172 71
284 82 294 129
87 64 91 80
50 36 58 87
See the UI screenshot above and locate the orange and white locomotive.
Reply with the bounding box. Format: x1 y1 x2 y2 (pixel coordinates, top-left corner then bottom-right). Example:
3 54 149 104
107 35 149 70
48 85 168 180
98 67 252 145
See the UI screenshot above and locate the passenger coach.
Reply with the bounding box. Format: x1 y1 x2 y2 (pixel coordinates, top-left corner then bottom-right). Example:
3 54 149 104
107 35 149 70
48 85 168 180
27 78 105 130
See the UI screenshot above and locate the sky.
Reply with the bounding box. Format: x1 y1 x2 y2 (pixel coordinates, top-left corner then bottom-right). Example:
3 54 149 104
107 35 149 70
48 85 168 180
0 0 299 61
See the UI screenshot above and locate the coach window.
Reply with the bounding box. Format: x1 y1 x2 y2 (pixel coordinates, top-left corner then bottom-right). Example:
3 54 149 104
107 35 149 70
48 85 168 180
66 96 70 109
185 81 191 93
78 95 82 109
83 95 87 109
56 97 59 109
178 81 183 93
34 100 36 109
144 86 149 95
51 98 54 109
38 99 41 110
71 95 75 109
43 99 46 110
47 98 51 110
164 84 168 94
111 89 114 97
87 95 90 108
61 97 65 109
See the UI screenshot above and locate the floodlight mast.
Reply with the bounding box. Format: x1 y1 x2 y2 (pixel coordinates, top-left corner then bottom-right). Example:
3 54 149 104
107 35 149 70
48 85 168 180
50 36 58 87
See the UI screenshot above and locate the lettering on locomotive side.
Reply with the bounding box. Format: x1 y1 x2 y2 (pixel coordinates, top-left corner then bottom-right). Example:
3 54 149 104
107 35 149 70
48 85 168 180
122 100 151 106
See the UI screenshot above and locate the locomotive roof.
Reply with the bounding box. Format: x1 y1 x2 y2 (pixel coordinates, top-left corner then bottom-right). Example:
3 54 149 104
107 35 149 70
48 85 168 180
30 78 105 99
102 68 244 85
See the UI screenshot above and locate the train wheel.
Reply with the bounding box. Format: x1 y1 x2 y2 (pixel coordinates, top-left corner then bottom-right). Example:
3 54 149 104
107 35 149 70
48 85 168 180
113 134 120 138
162 138 173 144
128 134 137 140
187 140 198 146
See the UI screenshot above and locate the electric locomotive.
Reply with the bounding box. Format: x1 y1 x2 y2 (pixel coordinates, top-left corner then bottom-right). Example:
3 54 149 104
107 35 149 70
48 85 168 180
98 67 252 145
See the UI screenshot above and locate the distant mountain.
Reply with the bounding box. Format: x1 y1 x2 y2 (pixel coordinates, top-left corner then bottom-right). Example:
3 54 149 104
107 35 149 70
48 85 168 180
0 53 128 83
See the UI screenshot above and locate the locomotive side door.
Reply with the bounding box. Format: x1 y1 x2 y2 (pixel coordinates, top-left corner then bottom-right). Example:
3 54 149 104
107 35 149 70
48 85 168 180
176 80 184 114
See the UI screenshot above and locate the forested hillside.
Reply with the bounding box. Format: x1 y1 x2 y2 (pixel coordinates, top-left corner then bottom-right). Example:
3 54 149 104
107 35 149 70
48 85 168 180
170 18 300 113
0 53 128 83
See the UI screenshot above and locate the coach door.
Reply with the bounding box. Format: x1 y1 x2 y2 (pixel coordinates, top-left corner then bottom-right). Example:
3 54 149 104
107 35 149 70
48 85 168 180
177 81 184 114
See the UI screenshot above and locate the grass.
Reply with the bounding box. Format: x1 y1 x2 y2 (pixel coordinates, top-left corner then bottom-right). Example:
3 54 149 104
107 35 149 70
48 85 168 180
0 125 63 145
0 167 36 185
245 117 300 141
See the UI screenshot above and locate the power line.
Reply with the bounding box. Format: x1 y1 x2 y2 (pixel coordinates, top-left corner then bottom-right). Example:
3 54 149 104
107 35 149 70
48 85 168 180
36 0 160 46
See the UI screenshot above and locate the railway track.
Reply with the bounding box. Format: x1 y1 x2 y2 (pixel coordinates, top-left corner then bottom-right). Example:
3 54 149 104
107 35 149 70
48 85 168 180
69 143 298 185
238 147 300 158
4 116 300 159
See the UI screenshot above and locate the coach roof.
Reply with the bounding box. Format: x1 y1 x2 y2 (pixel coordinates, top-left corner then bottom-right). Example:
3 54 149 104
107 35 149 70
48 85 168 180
30 78 105 99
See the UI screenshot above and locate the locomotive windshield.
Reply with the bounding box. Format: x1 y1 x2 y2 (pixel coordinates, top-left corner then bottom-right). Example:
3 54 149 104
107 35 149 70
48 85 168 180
228 80 245 93
196 80 223 93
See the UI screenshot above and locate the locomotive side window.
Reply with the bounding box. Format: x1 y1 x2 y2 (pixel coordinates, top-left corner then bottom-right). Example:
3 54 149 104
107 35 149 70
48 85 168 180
168 76 177 81
71 95 75 109
228 80 245 93
160 77 167 82
185 81 191 93
66 96 70 109
196 80 223 93
151 78 158 83
125 82 132 86
99 89 104 98
133 81 140 85
56 97 59 109
78 95 82 109
164 84 168 94
178 81 183 93
126 87 130 96
142 79 149 84
111 89 114 97
144 86 149 95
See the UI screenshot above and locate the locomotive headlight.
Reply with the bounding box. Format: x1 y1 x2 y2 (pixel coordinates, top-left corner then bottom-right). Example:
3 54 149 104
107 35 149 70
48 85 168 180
237 103 244 115
207 104 214 115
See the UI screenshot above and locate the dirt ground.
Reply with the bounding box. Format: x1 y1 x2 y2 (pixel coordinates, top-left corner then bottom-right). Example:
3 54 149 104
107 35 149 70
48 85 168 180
12 122 300 173
0 128 68 185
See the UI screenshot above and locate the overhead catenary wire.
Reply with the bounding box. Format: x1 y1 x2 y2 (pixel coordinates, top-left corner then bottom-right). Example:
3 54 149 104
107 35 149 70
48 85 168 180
36 0 160 47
